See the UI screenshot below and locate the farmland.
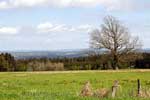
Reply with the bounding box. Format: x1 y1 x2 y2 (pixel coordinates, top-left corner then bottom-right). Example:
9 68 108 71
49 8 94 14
0 70 150 100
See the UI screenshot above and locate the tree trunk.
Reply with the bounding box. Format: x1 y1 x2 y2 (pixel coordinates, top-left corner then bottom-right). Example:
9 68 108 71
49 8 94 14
112 54 119 70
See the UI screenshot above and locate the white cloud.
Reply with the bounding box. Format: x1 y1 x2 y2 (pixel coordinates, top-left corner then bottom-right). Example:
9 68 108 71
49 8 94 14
77 24 94 33
0 1 10 9
37 22 53 33
0 0 147 11
0 27 19 35
12 0 49 7
0 23 95 35
37 22 69 33
37 22 53 29
37 22 94 33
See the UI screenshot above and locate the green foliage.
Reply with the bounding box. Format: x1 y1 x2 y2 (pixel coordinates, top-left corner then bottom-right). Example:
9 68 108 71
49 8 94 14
0 53 16 71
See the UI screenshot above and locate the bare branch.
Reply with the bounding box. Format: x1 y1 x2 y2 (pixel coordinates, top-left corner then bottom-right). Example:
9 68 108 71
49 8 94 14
90 15 142 69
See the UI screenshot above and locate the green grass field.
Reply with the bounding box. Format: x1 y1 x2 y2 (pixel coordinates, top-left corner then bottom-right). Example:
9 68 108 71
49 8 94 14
0 70 150 100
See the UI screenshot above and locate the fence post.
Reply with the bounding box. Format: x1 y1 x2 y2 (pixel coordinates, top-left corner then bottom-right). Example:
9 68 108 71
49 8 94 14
112 80 119 98
137 79 141 96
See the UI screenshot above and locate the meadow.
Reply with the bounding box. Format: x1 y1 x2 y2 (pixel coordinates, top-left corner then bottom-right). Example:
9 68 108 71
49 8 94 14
0 70 150 100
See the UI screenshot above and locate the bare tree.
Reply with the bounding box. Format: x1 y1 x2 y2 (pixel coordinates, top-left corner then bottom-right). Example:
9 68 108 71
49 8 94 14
90 16 142 70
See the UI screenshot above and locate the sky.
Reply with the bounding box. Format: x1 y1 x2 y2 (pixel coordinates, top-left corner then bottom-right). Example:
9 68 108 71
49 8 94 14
0 0 150 51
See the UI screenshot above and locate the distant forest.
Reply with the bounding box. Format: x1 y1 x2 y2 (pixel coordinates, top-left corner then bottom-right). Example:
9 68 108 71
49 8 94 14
0 52 149 71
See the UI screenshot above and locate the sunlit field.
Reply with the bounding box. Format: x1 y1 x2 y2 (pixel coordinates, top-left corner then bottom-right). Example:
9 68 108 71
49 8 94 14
0 70 150 100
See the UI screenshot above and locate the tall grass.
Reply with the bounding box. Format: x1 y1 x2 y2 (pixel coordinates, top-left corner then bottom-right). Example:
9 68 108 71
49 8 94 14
0 71 150 100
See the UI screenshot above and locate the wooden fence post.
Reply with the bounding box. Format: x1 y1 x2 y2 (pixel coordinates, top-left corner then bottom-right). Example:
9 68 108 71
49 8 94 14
137 79 141 96
112 80 119 98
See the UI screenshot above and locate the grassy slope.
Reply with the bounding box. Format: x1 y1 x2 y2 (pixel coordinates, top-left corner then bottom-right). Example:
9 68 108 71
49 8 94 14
0 70 150 100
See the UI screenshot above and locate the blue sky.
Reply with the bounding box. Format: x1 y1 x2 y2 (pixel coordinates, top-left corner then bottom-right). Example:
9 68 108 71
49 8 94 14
0 0 150 51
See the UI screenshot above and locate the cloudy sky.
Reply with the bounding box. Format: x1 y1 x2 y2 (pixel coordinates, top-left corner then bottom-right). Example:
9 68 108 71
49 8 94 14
0 0 150 51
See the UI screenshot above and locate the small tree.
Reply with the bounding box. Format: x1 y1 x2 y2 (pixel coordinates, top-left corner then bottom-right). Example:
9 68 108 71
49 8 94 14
90 16 142 70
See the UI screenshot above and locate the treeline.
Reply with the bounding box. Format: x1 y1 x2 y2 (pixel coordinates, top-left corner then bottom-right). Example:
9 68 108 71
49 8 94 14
0 52 149 71
49 53 149 70
0 53 64 71
0 53 16 71
16 59 64 71
135 53 150 69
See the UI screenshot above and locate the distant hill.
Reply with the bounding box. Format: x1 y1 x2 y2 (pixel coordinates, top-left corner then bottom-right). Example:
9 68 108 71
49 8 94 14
1 48 150 59
142 48 150 53
7 49 99 59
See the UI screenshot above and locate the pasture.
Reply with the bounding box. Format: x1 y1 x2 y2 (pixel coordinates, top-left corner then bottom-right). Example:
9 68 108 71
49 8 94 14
0 70 150 100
